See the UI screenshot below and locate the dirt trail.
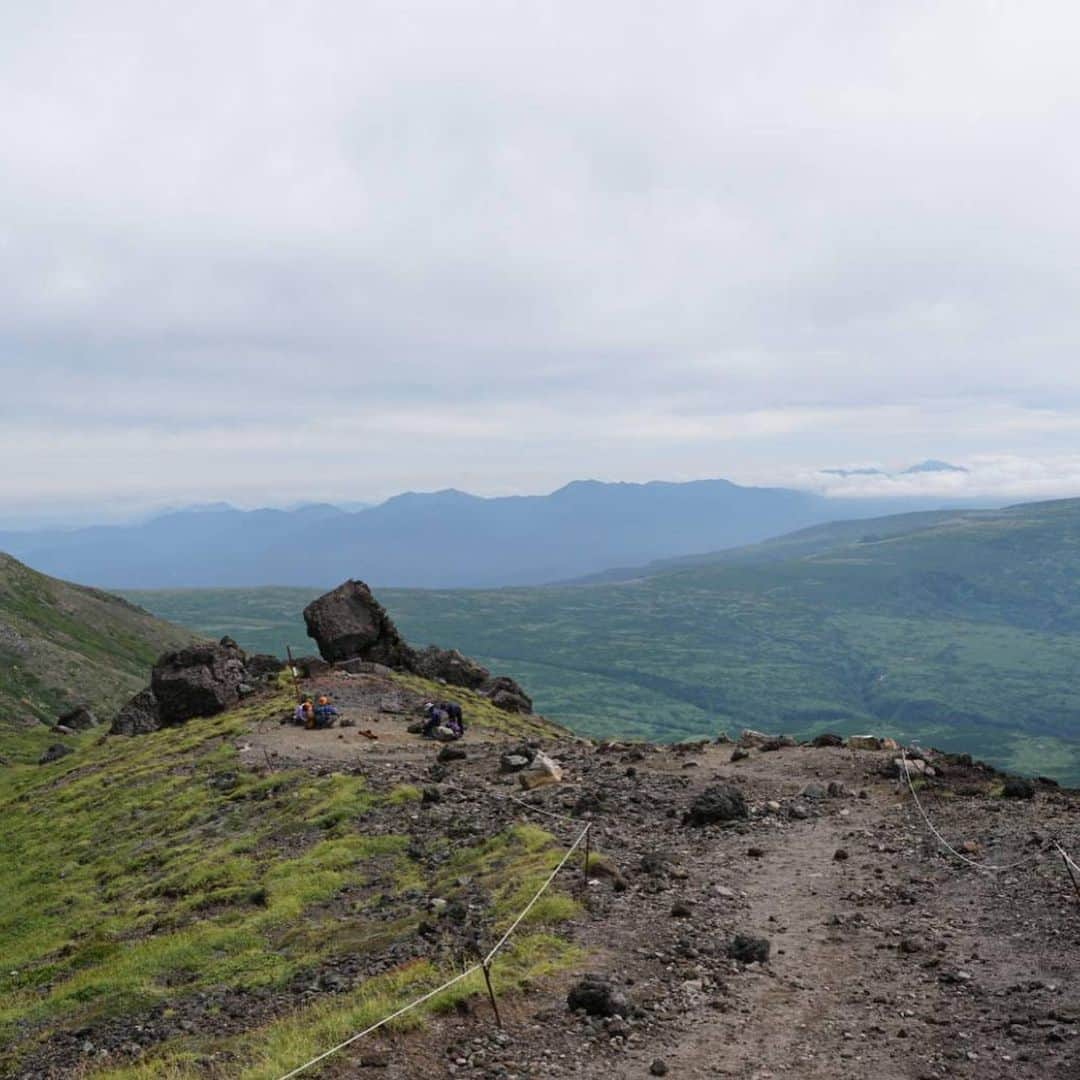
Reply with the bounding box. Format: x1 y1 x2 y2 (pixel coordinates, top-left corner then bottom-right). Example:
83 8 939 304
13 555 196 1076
230 692 1080 1080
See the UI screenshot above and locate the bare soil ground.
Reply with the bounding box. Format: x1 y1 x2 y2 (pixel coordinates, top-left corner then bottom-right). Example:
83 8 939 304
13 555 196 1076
245 683 1079 1080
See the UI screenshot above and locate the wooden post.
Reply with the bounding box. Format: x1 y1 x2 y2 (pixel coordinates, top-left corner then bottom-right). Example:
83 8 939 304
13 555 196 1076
482 962 503 1029
583 824 592 882
285 645 302 703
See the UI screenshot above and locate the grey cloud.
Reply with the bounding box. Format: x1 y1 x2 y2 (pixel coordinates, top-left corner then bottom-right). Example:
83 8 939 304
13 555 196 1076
3 2 1080 513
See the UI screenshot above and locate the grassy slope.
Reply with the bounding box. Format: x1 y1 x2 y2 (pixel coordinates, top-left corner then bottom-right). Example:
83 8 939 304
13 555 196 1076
126 499 1080 783
0 678 580 1079
0 552 195 761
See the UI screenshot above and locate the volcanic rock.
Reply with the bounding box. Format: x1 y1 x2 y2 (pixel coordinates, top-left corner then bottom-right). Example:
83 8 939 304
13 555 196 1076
683 784 748 826
109 688 162 736
151 637 248 725
1002 777 1036 799
482 674 533 714
518 750 562 790
56 705 97 731
727 934 770 964
38 743 74 765
302 580 413 667
567 975 630 1018
411 646 489 689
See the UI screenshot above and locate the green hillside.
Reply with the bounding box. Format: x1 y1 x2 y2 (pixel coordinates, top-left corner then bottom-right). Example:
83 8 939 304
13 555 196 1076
126 498 1080 784
0 552 195 760
0 681 580 1078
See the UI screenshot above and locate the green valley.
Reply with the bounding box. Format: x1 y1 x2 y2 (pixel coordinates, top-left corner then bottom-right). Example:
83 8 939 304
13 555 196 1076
126 498 1080 785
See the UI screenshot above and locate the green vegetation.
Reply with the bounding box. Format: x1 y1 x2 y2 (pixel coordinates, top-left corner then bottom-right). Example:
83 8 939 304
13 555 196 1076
0 552 194 759
0 685 584 1077
128 499 1080 784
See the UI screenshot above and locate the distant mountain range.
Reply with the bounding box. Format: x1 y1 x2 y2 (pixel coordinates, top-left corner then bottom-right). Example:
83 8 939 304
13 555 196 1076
0 475 1002 589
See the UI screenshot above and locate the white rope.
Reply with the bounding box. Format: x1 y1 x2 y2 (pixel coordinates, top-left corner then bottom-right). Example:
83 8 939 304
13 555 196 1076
1053 838 1080 876
275 819 590 1079
899 746 1042 873
275 963 482 1080
484 823 591 964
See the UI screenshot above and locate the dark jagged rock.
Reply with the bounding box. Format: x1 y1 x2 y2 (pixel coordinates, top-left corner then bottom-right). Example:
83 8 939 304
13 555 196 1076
1002 777 1036 799
437 745 468 763
151 637 247 725
411 645 489 689
302 581 413 667
109 688 162 736
39 743 74 765
246 653 285 678
812 732 844 748
567 975 630 1017
483 675 533 714
683 784 748 826
728 934 770 964
56 705 97 731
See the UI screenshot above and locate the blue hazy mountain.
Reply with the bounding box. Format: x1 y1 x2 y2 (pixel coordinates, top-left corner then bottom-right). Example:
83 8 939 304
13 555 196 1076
0 478 1002 589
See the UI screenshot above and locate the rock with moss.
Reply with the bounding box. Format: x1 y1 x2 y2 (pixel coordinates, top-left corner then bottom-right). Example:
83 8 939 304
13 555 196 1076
56 704 97 731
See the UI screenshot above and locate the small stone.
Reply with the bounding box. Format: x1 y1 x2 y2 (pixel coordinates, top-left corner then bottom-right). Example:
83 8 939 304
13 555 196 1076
650 1060 669 1076
833 848 849 861
727 934 770 965
670 900 692 918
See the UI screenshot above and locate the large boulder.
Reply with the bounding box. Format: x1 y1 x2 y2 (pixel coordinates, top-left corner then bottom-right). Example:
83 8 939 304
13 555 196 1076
151 637 248 725
109 688 162 736
683 784 748 826
56 705 98 731
303 581 413 667
482 675 533 714
411 646 489 689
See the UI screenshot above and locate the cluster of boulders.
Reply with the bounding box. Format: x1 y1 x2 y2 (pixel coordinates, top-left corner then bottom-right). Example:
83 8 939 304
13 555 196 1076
109 638 284 736
302 580 533 713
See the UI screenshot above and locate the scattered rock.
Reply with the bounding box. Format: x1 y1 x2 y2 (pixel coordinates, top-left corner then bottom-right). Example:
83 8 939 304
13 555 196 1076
834 848 850 861
56 705 97 731
519 751 562 790
683 784 748 826
245 653 285 677
499 753 531 773
730 747 749 762
436 746 468 763
811 732 844 748
650 1060 669 1077
1002 777 1036 799
670 900 693 918
38 743 74 765
800 782 828 800
727 934 770 964
567 975 629 1017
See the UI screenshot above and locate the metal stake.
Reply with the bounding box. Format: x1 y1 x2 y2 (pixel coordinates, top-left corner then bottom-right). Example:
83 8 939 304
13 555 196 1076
482 962 503 1028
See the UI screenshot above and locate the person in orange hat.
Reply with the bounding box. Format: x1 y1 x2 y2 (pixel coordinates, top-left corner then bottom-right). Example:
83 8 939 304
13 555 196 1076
314 695 339 729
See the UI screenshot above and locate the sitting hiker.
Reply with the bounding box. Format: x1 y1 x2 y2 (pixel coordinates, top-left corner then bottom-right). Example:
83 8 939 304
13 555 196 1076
314 695 339 729
423 700 463 741
293 699 314 726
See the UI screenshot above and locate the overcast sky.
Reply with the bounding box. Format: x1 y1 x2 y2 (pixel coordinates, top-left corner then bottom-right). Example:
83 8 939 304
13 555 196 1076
3 1 1080 524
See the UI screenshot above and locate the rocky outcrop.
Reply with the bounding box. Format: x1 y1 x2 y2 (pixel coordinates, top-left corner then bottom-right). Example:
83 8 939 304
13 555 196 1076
302 580 414 667
411 646 489 689
483 675 533 714
56 705 98 731
151 637 248 726
110 688 162 736
303 580 535 714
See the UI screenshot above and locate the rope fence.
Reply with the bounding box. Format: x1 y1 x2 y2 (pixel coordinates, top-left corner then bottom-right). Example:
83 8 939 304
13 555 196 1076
275 807 592 1080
